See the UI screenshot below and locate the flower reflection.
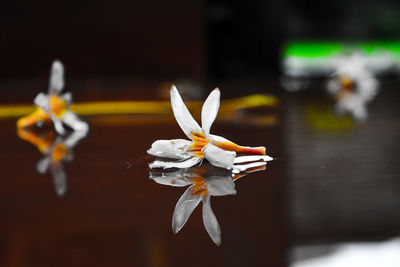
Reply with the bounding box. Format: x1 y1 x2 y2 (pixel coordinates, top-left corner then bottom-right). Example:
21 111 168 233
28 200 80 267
148 85 272 170
17 60 89 134
17 127 88 197
327 53 380 122
150 161 267 245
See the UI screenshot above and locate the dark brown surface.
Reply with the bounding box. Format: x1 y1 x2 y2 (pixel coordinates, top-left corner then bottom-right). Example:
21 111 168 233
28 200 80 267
0 83 286 267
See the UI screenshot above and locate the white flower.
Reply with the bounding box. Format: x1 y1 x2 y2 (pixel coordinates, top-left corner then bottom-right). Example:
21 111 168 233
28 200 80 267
33 60 89 134
150 163 266 245
148 85 272 170
327 53 380 121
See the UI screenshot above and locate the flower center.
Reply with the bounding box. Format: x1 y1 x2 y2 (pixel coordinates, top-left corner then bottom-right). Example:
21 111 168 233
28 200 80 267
190 177 208 196
189 131 210 158
50 95 67 118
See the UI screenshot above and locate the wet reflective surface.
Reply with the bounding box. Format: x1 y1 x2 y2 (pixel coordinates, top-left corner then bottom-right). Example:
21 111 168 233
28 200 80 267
0 80 399 266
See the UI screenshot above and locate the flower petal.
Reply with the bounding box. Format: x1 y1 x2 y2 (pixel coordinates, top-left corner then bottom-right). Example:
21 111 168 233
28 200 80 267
60 92 73 107
205 176 236 196
149 169 194 187
210 134 266 155
61 111 89 133
33 93 50 112
147 139 192 160
170 85 201 139
202 195 221 246
51 164 67 197
48 60 65 95
201 88 220 136
51 115 66 135
232 161 267 174
149 157 201 169
172 186 202 233
204 143 236 170
36 156 51 174
233 155 273 164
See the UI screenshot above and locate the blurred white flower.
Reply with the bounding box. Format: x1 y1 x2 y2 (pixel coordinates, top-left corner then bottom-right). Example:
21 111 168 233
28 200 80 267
327 53 379 121
33 60 89 134
148 85 272 170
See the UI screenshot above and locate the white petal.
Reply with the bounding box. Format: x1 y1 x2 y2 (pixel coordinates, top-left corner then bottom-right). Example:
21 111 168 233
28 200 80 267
63 129 88 148
149 169 194 187
201 88 220 136
60 92 73 107
49 60 65 95
36 156 51 174
172 186 202 233
149 157 201 169
202 195 221 246
51 164 67 197
33 93 50 112
61 111 89 133
204 143 236 170
147 139 192 160
232 161 267 174
170 85 202 139
51 115 66 135
233 155 273 164
205 176 236 196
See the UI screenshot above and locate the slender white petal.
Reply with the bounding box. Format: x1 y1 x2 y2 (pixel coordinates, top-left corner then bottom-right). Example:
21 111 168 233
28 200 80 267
51 164 67 197
60 92 73 107
170 85 201 139
206 176 236 196
49 60 65 95
204 143 236 170
201 88 220 136
51 115 66 135
233 155 273 164
147 139 192 160
61 111 89 133
202 195 221 246
33 93 50 112
232 161 267 174
172 186 202 233
36 156 51 174
149 157 201 169
63 130 88 148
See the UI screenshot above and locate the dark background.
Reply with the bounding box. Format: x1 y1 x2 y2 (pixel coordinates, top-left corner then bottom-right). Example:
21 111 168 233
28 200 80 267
1 0 399 81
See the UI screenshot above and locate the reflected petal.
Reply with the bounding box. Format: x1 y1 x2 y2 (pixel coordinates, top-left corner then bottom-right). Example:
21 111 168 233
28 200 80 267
147 139 192 160
61 111 89 133
51 164 67 197
232 161 267 174
201 88 220 136
172 186 202 233
206 176 236 196
170 85 202 139
49 60 65 95
202 195 221 246
149 169 193 187
204 143 236 170
149 157 201 169
36 156 51 174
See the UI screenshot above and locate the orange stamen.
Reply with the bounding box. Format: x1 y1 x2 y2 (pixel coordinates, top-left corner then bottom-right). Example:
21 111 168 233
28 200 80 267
188 131 210 158
50 95 67 118
17 108 51 129
52 144 68 162
189 177 208 196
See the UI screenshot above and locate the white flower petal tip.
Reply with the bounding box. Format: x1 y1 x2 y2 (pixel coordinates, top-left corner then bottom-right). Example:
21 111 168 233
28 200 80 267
49 60 65 95
233 155 273 164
